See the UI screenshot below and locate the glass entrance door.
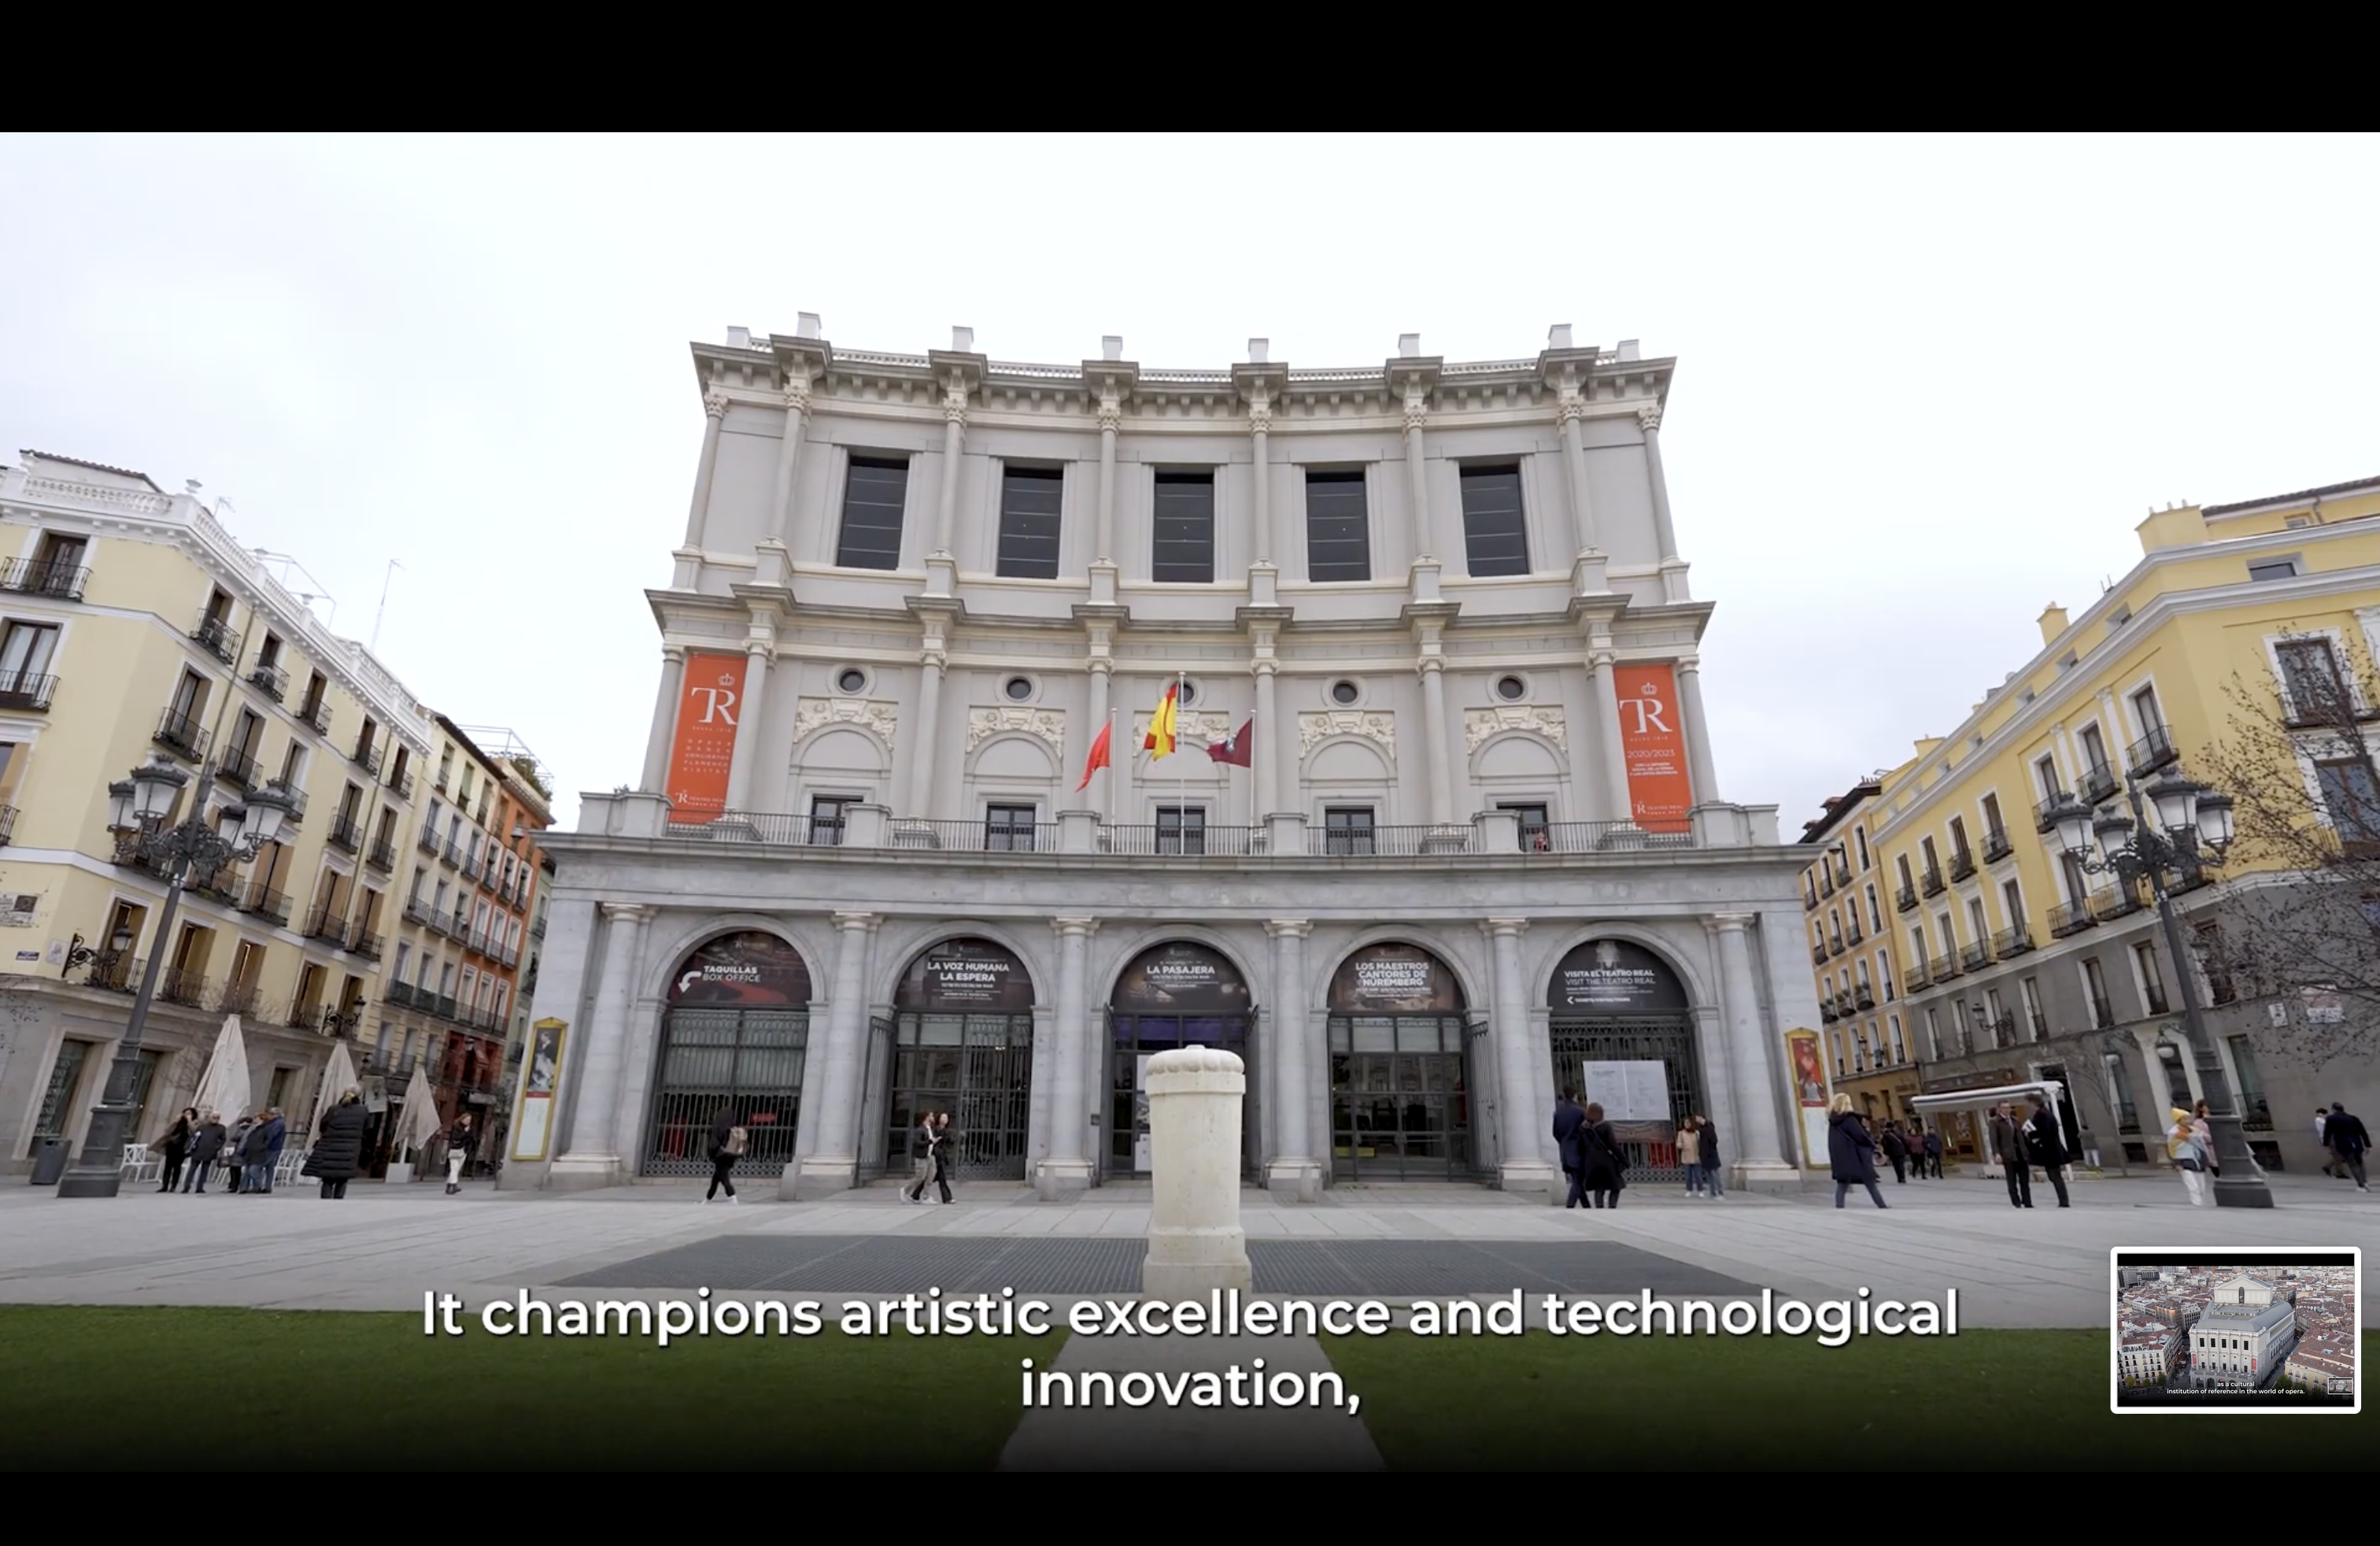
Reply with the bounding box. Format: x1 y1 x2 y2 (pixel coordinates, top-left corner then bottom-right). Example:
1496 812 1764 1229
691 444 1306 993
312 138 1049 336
885 1012 1035 1180
1106 1012 1256 1180
1327 1015 1475 1179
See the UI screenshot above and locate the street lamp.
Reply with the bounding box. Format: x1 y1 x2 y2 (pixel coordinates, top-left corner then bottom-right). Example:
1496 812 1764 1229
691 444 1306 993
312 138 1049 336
2046 767 2267 1208
54 759 295 1198
324 994 368 1036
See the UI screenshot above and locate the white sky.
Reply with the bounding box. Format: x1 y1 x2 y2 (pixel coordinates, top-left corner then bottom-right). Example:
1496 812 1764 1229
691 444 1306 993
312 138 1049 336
4 134 2375 836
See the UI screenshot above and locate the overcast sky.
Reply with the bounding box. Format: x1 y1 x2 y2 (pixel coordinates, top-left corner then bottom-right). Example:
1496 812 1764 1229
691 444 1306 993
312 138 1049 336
4 134 2374 836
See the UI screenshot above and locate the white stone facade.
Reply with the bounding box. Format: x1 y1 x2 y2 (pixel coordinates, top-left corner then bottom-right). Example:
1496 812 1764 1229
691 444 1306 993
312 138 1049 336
523 322 1823 1202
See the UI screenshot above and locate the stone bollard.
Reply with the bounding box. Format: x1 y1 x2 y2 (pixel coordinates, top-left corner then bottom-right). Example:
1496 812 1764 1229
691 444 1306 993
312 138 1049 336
1140 1045 1253 1297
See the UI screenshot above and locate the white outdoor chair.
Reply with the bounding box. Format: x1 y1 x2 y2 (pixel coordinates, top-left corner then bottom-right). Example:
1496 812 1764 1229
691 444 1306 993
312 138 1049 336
275 1150 309 1189
120 1144 161 1185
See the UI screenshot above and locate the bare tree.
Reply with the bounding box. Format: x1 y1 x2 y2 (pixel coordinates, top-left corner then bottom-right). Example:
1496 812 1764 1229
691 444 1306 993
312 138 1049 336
2186 623 2380 1074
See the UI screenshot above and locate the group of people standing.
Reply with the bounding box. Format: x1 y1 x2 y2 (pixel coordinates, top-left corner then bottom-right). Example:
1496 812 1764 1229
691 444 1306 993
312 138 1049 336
152 1106 287 1194
1877 1122 1942 1182
1987 1098 2071 1208
1549 1093 1724 1208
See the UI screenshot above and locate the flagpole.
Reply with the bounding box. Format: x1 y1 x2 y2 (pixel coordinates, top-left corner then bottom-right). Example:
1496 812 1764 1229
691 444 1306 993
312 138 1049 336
1177 670 1188 845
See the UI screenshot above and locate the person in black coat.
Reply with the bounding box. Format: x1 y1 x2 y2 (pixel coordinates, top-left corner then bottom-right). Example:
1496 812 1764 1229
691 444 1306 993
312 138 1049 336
303 1089 370 1199
258 1108 287 1193
1879 1123 1909 1183
238 1111 275 1193
1827 1094 1888 1209
1580 1102 1626 1209
2027 1095 2071 1208
1695 1113 1725 1199
1552 1091 1589 1209
2326 1102 2371 1191
929 1112 958 1205
704 1106 741 1204
183 1111 228 1193
156 1108 197 1193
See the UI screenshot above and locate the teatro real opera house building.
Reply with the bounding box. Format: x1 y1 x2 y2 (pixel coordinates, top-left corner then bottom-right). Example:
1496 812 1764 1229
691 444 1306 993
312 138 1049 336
518 319 1825 1202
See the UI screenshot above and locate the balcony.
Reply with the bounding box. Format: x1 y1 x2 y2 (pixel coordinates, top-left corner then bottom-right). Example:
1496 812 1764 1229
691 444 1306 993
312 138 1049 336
350 738 385 777
366 838 397 872
1804 887 1820 912
386 981 416 1008
216 745 261 791
0 804 14 846
1919 866 1946 898
1905 963 1931 991
1930 953 1962 983
348 930 385 961
161 967 210 1009
2144 983 2170 1015
2033 793 2070 834
1985 1013 2017 1049
302 697 333 736
2090 882 2144 923
0 555 91 600
436 993 458 1021
1992 926 2036 959
2028 1010 2049 1040
268 779 307 825
190 612 238 664
2079 761 2118 805
448 908 472 938
249 661 287 702
416 827 441 856
0 671 57 713
2281 673 2379 729
1961 941 1992 972
194 865 244 907
389 767 416 800
1810 941 1828 966
1854 986 1876 1010
442 840 464 869
1949 847 1976 882
529 915 547 941
402 896 436 928
1821 1000 1840 1023
1828 932 1845 957
2089 996 2116 1030
1895 883 1918 913
240 885 291 926
1819 871 1836 899
327 814 364 854
2049 901 2095 938
87 952 141 993
279 998 327 1031
301 902 343 941
153 706 211 762
2126 724 2179 777
220 982 264 1016
1981 825 2013 864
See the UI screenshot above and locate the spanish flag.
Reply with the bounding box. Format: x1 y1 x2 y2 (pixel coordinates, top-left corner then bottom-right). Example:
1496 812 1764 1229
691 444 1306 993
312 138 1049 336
1143 682 1179 758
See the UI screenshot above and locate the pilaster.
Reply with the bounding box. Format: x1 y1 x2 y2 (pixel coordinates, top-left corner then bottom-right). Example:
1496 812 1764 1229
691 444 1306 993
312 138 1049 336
788 910 878 1199
1037 916 1099 1199
1264 918 1322 1200
1485 917 1560 1200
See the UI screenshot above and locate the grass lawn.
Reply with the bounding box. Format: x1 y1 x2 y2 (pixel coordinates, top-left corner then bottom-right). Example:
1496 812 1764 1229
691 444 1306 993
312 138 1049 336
0 1306 1062 1470
1324 1330 2375 1470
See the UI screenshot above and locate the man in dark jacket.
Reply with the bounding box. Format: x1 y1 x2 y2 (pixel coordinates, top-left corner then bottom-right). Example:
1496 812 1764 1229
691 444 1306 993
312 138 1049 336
1920 1127 1945 1178
238 1113 274 1194
2326 1102 2371 1191
2027 1096 2071 1207
1879 1123 1909 1183
183 1111 228 1193
1990 1104 2033 1208
258 1108 287 1193
1551 1091 1588 1210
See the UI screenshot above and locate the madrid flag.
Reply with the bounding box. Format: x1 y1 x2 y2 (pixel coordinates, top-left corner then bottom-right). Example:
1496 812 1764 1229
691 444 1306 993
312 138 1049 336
1076 720 1113 791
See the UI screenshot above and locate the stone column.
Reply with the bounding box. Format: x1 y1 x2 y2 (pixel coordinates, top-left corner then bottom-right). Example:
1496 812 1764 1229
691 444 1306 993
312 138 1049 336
682 390 728 549
1096 394 1119 565
1402 394 1432 559
722 643 771 814
1142 1047 1253 1296
1419 657 1455 827
1038 916 1097 1198
790 910 877 1198
549 902 649 1189
1558 393 1599 555
904 637 948 818
641 646 686 793
1676 653 1723 807
771 380 811 546
1591 649 1635 825
1253 660 1280 819
1249 399 1273 566
1487 919 1558 1198
1640 404 1687 601
1712 913 1793 1184
1264 919 1320 1200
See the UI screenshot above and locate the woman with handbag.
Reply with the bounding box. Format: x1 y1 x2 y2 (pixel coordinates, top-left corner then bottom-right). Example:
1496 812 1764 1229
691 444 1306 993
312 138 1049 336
2167 1107 2209 1206
1581 1102 1627 1209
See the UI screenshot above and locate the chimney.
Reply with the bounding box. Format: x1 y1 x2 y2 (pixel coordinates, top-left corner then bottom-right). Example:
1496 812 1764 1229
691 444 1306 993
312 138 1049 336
1616 339 1642 361
796 313 822 339
1102 335 1124 361
1247 338 1269 364
1548 324 1574 350
726 326 752 348
1399 333 1421 358
951 326 974 353
2135 502 2208 555
2038 603 2069 646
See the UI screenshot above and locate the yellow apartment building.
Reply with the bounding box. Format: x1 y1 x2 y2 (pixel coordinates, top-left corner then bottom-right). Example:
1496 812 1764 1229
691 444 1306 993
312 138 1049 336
1797 771 1927 1131
0 452 446 1172
1850 472 2380 1173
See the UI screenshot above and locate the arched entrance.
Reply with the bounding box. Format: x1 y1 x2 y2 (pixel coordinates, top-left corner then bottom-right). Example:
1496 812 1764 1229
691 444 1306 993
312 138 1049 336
642 931 812 1177
1327 942 1484 1180
1105 941 1258 1181
1545 938 1702 1183
879 938 1036 1181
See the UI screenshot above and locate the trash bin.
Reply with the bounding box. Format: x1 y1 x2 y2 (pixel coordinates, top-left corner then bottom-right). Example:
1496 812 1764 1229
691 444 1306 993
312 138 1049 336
29 1135 72 1185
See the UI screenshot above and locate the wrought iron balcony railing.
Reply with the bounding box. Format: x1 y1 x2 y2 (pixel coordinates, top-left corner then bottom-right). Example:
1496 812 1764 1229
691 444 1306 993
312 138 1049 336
0 671 57 712
0 556 91 600
1981 825 2013 863
190 612 238 664
153 706 211 761
249 661 287 702
2126 724 2179 777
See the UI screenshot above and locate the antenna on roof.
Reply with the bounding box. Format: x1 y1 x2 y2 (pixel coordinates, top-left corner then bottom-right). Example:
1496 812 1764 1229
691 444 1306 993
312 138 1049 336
369 559 403 653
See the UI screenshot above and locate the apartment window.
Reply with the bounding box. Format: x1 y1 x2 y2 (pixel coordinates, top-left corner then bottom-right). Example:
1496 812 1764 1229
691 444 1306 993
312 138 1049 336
1922 1008 1940 1060
1980 792 2005 840
834 457 910 570
1948 816 1970 860
984 803 1038 853
168 667 205 725
1936 913 1957 954
227 710 263 775
1985 986 2007 1034
2034 755 2060 800
1966 897 1987 942
1909 927 1927 965
808 796 852 847
301 671 326 716
257 633 281 671
2131 686 2164 734
1457 465 1528 578
1888 1014 1905 1063
1895 855 1914 891
2084 957 2113 1029
2315 758 2380 852
2193 920 2236 1004
0 620 60 688
2001 878 2024 930
1303 470 1371 583
25 532 87 596
2247 557 2300 583
1323 806 1376 856
1497 801 1551 852
35 1040 93 1137
2275 638 2349 722
1865 886 1883 933
393 941 411 982
1853 828 1870 871
2134 942 2169 1015
1151 471 1216 584
2226 1036 2269 1121
1876 951 1894 1001
1155 804 1207 856
2079 724 2108 774
994 465 1063 580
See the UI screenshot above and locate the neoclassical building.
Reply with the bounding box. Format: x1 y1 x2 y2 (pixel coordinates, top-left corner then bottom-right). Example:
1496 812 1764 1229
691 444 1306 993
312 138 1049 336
519 320 1821 1200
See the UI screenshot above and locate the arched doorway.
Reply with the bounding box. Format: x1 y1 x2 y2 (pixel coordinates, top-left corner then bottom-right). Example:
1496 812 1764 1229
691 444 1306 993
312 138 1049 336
1327 942 1483 1180
1106 941 1257 1181
642 930 812 1177
1545 938 1701 1183
879 938 1037 1181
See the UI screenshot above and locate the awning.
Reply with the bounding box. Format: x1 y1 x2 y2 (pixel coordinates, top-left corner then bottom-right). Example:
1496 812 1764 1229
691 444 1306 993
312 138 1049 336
1907 1082 2065 1111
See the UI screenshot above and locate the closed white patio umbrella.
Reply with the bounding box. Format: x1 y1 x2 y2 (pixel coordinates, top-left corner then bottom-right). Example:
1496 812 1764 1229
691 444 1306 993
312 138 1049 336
189 1015 253 1126
312 1040 359 1137
398 1062 445 1163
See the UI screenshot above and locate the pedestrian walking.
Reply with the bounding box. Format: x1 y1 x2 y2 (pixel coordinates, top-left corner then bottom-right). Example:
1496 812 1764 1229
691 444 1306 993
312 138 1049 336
902 1111 940 1203
1828 1093 1888 1209
1880 1123 1909 1184
2027 1095 2071 1208
1695 1113 1724 1198
703 1106 744 1204
444 1113 477 1195
1553 1090 1588 1210
2326 1102 2371 1192
1676 1115 1705 1197
302 1088 369 1199
1580 1102 1627 1209
154 1107 196 1193
1921 1126 1945 1178
2315 1108 2338 1178
2192 1100 2219 1178
2166 1107 2209 1207
183 1111 227 1193
1990 1103 2033 1208
257 1107 286 1193
928 1112 957 1205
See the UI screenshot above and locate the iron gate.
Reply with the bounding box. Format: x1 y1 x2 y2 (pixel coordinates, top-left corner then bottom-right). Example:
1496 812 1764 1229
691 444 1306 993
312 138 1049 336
641 1007 808 1177
1546 1014 1703 1184
1105 1011 1259 1180
881 1012 1036 1181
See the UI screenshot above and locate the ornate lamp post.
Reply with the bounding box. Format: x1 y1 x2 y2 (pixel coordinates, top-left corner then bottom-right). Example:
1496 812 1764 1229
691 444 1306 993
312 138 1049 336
2045 767 2270 1208
54 758 294 1198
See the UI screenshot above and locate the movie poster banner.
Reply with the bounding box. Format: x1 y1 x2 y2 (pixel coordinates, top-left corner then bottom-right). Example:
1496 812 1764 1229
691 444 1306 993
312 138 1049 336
896 938 1035 1013
509 1017 569 1163
1112 942 1251 1015
665 650 748 823
1784 1026 1830 1168
1616 662 1693 833
1328 943 1465 1015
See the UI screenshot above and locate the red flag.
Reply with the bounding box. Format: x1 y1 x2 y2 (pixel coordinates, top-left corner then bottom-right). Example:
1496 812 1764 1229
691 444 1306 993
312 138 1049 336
1206 717 1253 767
1076 720 1112 791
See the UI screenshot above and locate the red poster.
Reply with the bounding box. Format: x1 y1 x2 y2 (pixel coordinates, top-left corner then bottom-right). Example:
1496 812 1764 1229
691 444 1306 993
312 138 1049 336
1617 663 1694 833
666 651 748 823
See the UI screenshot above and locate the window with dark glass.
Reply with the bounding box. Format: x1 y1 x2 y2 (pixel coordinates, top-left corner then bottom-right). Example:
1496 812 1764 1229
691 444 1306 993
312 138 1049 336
1322 806 1375 856
1458 464 1528 578
808 796 852 847
1155 805 1207 856
1303 470 1370 583
1501 801 1550 851
996 464 1063 579
1151 471 1214 583
2315 758 2380 852
985 803 1038 852
835 457 911 571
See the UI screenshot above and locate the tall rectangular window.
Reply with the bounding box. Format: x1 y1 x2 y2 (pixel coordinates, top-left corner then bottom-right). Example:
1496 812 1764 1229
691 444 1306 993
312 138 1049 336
1303 470 1371 583
1323 806 1376 856
995 465 1063 580
984 803 1039 853
1155 804 1207 856
2315 758 2380 853
1457 465 1528 577
1151 471 1215 583
835 457 910 571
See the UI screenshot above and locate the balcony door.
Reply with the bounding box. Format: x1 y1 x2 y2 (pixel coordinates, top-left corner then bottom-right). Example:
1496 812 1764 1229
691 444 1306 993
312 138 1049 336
1 621 58 682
